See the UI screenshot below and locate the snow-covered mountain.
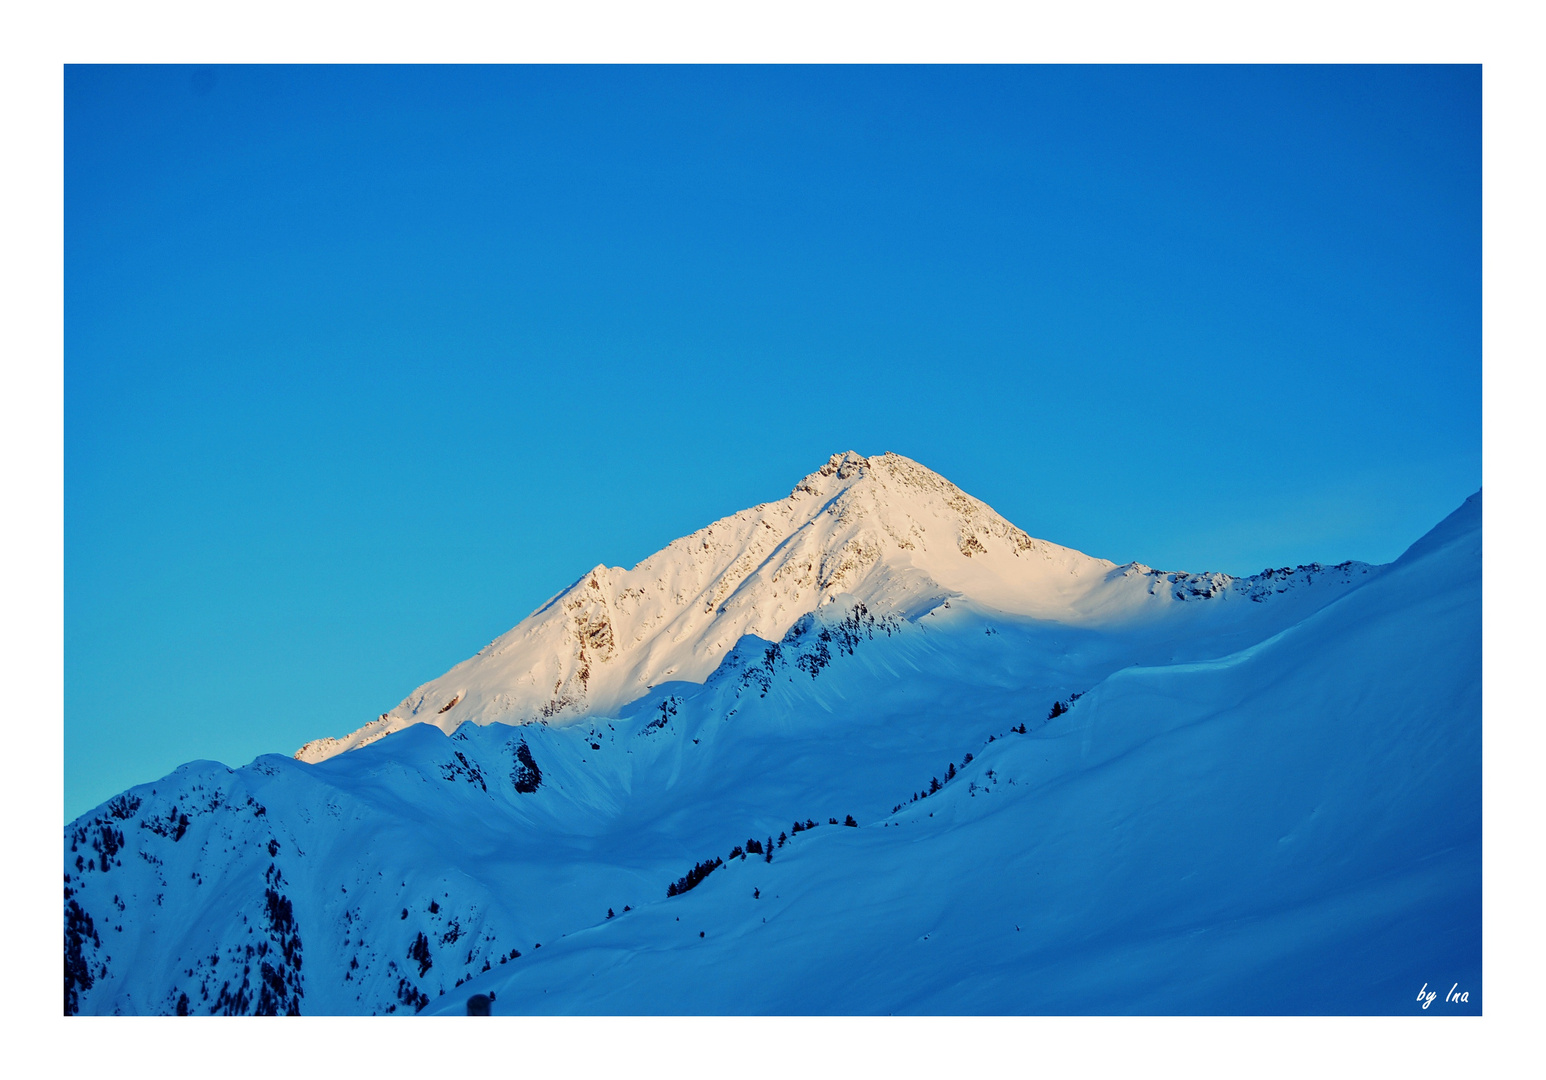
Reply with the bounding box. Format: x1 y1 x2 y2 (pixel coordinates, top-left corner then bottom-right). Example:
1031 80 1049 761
296 451 1380 761
63 454 1479 1015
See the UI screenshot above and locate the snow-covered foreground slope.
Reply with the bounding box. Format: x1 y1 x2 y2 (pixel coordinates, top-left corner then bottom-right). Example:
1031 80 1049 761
434 493 1480 1016
63 457 1479 1015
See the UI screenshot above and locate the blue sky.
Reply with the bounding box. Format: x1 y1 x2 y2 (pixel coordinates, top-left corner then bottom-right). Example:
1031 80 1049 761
65 65 1480 819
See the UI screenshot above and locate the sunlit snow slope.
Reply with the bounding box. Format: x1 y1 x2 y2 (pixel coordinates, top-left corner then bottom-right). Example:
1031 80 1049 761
63 456 1479 1015
295 452 1381 761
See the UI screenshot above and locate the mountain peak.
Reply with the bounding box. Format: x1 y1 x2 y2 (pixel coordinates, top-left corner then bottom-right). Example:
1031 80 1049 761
791 450 884 497
293 453 1373 762
814 449 873 480
797 450 961 495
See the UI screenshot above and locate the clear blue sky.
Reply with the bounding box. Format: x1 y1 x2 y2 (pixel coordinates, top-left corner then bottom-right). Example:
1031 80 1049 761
65 65 1480 819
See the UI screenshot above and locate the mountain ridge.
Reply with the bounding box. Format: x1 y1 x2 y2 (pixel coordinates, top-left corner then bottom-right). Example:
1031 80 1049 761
296 451 1381 762
62 488 1481 1015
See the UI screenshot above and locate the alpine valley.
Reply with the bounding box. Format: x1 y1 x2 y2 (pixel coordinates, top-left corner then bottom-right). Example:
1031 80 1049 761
63 452 1482 1015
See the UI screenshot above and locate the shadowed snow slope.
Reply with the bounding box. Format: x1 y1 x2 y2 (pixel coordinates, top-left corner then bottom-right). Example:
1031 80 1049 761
295 451 1381 761
63 459 1478 1015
